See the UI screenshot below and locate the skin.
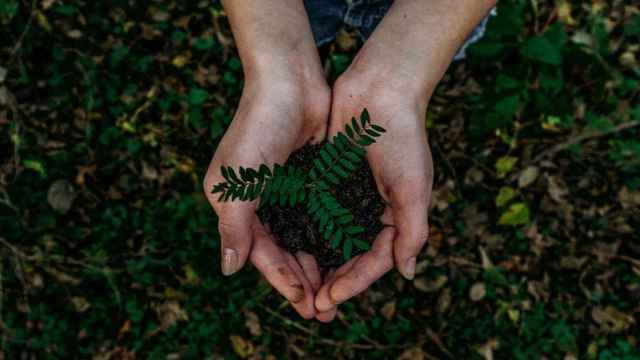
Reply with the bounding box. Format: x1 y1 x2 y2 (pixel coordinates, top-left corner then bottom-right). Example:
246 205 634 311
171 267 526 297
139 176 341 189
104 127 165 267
204 0 497 321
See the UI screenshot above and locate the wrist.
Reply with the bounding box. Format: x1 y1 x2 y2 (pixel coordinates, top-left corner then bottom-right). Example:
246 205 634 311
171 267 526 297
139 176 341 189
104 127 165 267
339 56 434 111
242 51 326 90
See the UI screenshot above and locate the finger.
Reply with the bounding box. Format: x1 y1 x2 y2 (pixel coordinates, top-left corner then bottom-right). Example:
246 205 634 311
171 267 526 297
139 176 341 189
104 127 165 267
315 257 361 312
390 189 430 280
284 253 316 319
328 227 395 306
295 251 322 292
216 205 255 276
316 308 337 323
250 227 306 306
315 269 337 322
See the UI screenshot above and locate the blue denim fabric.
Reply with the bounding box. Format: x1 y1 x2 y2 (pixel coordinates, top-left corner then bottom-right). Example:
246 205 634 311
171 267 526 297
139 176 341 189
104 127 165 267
303 0 496 60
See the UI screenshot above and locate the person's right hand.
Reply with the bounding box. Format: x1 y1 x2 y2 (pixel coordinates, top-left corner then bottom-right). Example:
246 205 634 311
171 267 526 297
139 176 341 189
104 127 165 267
203 73 330 319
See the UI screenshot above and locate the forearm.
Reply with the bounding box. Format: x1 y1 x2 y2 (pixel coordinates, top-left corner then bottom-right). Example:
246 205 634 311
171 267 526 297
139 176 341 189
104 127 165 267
347 0 497 102
220 0 324 85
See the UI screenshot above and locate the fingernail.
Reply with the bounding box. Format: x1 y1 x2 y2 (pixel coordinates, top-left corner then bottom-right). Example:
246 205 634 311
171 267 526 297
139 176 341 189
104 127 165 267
403 257 416 280
329 286 345 306
221 248 238 276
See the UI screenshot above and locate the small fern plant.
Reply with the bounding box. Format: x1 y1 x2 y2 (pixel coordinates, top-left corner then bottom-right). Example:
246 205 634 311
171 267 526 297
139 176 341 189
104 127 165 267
212 109 386 260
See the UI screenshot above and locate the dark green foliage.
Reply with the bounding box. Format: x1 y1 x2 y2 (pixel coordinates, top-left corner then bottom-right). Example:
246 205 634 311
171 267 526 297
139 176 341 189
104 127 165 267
212 109 384 259
3 0 640 358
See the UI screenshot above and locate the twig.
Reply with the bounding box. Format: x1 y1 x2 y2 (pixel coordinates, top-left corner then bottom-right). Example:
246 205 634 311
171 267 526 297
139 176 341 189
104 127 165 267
508 120 640 184
8 0 37 64
258 303 406 350
431 139 463 199
529 121 640 166
0 190 17 213
0 237 122 305
426 327 454 358
258 303 315 336
587 249 640 268
0 237 30 314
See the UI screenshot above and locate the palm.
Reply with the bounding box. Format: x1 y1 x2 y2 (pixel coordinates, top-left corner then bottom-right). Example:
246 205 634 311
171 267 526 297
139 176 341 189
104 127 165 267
315 91 433 320
203 85 328 319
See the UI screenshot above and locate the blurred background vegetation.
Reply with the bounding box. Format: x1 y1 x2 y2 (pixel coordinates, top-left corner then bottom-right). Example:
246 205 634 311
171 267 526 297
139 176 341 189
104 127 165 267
1 0 639 358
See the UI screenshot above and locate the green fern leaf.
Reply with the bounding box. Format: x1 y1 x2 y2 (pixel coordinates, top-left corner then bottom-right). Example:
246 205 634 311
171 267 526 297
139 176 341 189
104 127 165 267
246 168 259 181
325 142 339 158
274 164 284 176
345 225 365 235
331 208 350 217
313 158 326 172
361 108 370 125
324 220 335 240
289 190 297 207
334 135 347 152
331 228 343 249
357 135 375 146
344 151 362 163
351 117 360 133
211 182 226 194
227 167 241 183
319 211 329 230
343 239 353 260
326 172 340 185
308 195 320 213
333 164 349 178
239 166 248 181
337 214 354 224
370 124 386 133
319 149 332 167
338 158 356 171
345 124 354 138
352 238 370 250
365 129 380 137
316 180 330 191
259 164 272 177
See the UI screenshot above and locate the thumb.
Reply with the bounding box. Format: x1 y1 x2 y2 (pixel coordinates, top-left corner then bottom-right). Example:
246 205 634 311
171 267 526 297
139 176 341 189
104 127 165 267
217 204 255 276
392 194 430 281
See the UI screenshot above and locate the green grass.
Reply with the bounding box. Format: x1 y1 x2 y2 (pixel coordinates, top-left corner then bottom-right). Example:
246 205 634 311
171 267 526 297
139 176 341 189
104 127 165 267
1 0 639 358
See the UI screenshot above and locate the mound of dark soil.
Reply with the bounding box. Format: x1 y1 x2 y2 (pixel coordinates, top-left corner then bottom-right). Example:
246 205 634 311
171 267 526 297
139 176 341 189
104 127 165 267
257 143 385 268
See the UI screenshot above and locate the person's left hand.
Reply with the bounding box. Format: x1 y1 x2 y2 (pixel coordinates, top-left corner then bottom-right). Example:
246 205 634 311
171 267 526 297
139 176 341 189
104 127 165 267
313 68 434 322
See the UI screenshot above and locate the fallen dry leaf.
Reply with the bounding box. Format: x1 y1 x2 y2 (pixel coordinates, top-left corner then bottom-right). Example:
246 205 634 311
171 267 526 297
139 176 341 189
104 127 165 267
414 275 448 293
47 179 76 213
477 338 499 360
518 166 539 188
243 309 262 337
470 282 486 302
380 300 396 320
229 335 254 358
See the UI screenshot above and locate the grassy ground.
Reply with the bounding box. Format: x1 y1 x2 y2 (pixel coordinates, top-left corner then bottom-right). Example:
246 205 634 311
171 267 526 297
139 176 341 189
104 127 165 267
1 0 639 359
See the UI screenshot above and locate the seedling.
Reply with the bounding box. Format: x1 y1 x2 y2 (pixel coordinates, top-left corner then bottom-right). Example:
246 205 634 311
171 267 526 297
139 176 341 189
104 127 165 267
212 109 386 260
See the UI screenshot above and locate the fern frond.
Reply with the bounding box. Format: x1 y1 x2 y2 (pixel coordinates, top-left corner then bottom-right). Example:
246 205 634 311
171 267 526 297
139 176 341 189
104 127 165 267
211 108 385 261
212 164 306 207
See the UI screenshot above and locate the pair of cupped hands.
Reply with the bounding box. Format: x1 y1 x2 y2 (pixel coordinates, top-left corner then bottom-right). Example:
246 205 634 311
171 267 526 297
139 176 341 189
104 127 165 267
203 60 434 322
